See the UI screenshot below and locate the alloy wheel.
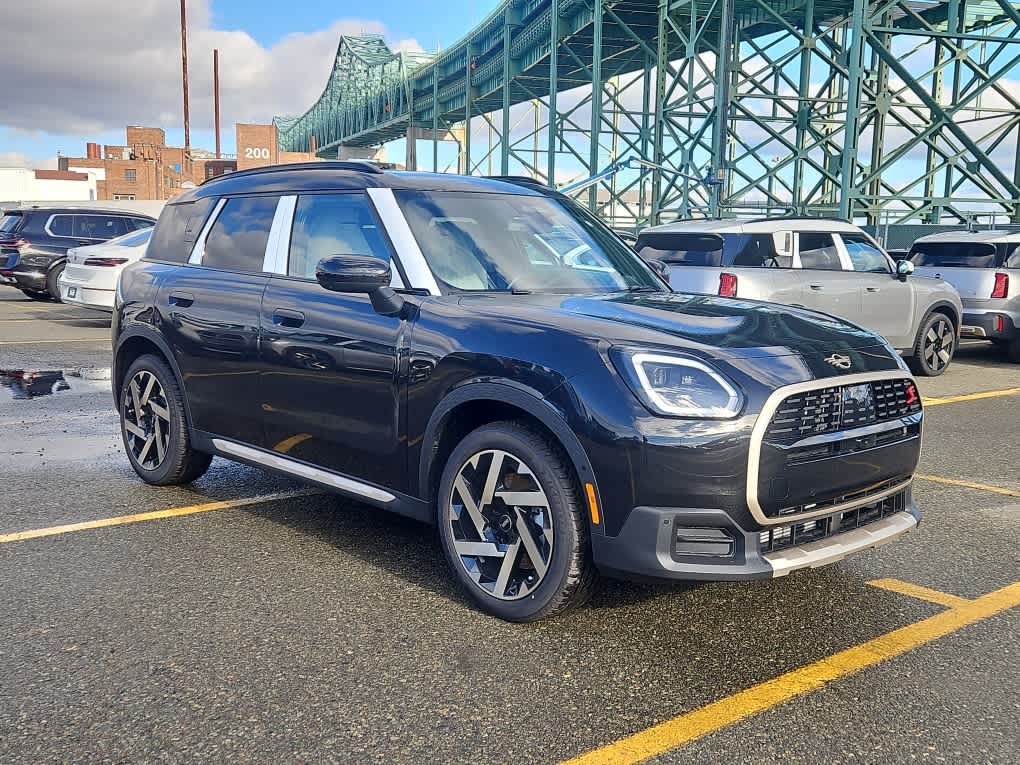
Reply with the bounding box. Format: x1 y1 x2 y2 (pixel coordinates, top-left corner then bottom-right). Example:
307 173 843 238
923 318 955 372
122 370 171 470
447 449 554 601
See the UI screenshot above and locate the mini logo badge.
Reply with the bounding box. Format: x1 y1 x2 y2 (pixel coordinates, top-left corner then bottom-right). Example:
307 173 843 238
824 353 852 370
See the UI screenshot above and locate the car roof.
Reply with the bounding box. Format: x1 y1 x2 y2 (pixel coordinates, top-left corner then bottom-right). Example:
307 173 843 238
913 229 1020 245
640 217 863 236
172 162 546 204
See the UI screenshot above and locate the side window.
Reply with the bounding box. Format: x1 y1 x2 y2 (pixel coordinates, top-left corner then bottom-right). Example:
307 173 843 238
76 215 128 240
48 215 73 237
287 193 392 279
798 233 842 270
146 198 215 263
202 196 281 272
130 217 155 231
841 233 891 273
1004 244 1020 269
729 235 786 267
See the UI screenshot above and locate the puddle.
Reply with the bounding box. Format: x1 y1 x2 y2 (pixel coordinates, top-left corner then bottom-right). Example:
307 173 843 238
0 368 112 400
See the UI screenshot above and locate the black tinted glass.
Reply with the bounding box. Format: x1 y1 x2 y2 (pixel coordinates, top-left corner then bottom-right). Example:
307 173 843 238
48 215 73 236
76 215 128 240
636 232 725 266
0 214 23 234
909 242 998 268
146 198 215 263
203 196 280 272
799 233 842 270
289 194 391 279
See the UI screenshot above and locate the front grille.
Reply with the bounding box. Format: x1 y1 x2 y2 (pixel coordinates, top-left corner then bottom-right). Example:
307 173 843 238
772 475 909 517
759 489 907 553
765 378 920 445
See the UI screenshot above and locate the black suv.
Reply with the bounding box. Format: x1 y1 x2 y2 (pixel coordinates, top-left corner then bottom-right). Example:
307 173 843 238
0 207 155 301
113 162 923 621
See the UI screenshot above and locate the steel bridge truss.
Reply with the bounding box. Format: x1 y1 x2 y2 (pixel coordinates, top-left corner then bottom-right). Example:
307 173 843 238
276 0 1020 226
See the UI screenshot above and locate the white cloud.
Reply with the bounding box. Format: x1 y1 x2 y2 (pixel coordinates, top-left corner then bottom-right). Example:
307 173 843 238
0 1 422 138
0 152 58 170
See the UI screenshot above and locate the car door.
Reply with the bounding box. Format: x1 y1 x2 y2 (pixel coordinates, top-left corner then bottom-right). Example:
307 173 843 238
838 232 914 347
795 231 860 322
259 191 411 493
156 194 280 445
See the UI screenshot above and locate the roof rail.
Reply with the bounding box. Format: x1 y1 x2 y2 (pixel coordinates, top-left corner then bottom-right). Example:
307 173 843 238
744 214 852 224
200 159 384 186
485 175 549 187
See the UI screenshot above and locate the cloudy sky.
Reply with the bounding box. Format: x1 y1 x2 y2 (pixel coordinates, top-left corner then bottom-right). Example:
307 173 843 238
0 0 495 168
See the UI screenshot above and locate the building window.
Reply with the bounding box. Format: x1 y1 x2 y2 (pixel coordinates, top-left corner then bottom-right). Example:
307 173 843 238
125 169 137 182
113 194 136 201
206 166 215 179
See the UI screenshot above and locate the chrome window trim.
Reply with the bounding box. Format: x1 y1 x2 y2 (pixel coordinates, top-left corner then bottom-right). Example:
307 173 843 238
212 438 395 504
366 187 440 295
187 198 227 265
263 195 297 274
747 370 918 526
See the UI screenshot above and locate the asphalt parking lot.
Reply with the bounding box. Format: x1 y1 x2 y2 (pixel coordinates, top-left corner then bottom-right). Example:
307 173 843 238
1 289 1018 764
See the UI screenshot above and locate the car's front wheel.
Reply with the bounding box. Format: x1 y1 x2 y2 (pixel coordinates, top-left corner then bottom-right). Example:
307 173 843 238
908 313 956 376
20 289 50 301
437 421 597 621
119 354 212 485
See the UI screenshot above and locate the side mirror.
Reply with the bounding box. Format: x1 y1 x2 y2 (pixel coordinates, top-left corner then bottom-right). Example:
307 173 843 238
645 258 671 281
896 259 914 281
315 255 405 316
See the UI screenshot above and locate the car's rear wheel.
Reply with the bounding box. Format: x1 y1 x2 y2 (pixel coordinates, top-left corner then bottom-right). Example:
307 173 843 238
437 421 596 621
908 313 955 376
46 263 65 302
120 354 212 485
20 289 49 301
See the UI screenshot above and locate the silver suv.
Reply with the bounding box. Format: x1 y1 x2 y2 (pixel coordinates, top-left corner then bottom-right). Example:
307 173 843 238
636 218 963 376
908 230 1020 363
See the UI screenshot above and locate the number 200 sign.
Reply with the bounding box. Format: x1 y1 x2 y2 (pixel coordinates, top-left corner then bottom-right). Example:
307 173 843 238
244 147 270 159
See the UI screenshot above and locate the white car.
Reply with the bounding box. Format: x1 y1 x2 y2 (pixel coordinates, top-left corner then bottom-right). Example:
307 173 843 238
58 228 153 312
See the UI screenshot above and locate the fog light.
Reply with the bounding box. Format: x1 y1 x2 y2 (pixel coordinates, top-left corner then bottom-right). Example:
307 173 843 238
673 526 735 558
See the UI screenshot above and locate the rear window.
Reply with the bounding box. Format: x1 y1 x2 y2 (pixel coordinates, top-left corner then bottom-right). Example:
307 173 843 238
145 198 216 264
0 214 23 234
909 241 998 268
636 232 785 268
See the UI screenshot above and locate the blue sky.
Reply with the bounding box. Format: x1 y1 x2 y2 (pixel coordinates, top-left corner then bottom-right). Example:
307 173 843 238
0 0 497 168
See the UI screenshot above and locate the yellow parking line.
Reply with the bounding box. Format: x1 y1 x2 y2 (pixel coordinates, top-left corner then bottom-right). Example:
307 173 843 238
558 581 1020 765
0 490 314 544
922 387 1020 407
867 578 971 609
915 473 1020 498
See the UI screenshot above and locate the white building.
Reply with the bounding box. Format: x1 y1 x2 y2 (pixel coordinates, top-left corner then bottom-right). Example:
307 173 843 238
0 167 99 202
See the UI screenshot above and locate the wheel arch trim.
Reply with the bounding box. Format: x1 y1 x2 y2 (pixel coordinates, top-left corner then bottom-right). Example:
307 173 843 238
113 327 195 431
418 381 603 533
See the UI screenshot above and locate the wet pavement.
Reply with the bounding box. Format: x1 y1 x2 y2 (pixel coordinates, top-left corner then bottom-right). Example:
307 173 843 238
0 290 1018 764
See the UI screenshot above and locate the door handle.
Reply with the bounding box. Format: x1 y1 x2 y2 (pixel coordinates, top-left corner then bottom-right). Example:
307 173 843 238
809 284 824 291
168 291 194 307
866 286 881 293
272 308 305 328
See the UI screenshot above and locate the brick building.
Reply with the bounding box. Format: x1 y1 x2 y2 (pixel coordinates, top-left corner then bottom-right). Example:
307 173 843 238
56 123 319 202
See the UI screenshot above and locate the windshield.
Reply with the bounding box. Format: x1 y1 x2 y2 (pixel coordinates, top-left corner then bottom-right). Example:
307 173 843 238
395 190 664 293
0 214 24 234
111 228 153 247
909 241 998 268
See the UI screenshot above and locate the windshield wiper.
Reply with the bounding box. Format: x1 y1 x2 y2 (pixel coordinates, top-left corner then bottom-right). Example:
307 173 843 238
622 286 662 293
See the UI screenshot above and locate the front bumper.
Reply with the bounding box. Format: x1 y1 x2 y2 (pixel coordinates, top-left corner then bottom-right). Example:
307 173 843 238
591 487 920 581
960 311 1018 340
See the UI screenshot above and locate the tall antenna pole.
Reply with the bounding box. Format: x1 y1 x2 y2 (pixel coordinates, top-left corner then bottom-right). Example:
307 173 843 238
180 0 191 150
213 49 221 158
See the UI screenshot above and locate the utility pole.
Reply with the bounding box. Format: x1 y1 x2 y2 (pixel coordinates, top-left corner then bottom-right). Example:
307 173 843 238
180 0 191 150
213 49 221 158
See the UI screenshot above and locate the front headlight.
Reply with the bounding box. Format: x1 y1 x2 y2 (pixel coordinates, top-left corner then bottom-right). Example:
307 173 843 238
613 350 744 419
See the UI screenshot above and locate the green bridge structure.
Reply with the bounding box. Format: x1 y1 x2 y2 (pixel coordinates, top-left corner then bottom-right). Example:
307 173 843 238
274 0 1020 227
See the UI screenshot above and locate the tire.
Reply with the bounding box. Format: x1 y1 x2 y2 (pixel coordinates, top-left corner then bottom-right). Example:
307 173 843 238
119 354 212 485
436 420 597 621
907 312 956 376
20 289 50 301
46 262 65 302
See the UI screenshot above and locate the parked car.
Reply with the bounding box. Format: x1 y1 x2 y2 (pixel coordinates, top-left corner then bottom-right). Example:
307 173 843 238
58 227 153 312
0 207 155 301
636 217 963 376
114 162 923 621
908 230 1020 362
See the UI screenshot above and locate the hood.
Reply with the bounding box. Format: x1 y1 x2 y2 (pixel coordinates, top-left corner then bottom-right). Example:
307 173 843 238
457 291 891 361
